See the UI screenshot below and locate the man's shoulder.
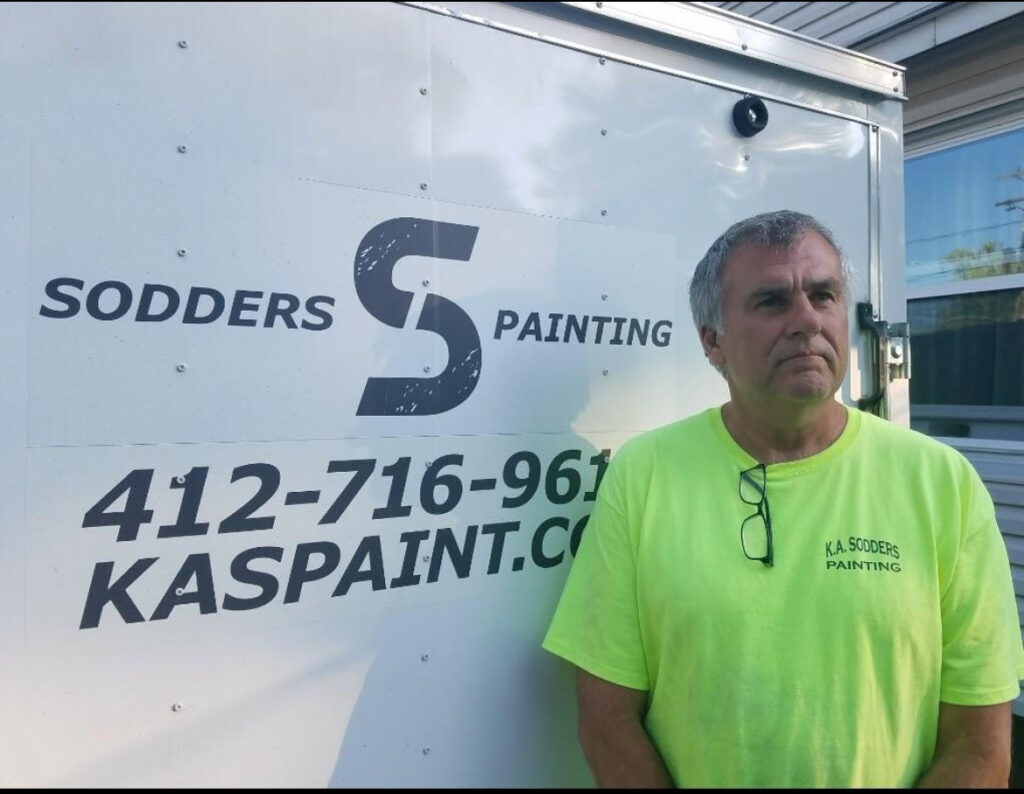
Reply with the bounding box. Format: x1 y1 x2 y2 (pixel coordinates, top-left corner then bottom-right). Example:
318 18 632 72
857 409 956 454
605 409 721 491
597 409 720 512
855 409 977 481
616 408 717 463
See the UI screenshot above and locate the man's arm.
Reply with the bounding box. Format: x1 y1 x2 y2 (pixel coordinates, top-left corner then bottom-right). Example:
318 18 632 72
916 701 1012 788
576 667 674 788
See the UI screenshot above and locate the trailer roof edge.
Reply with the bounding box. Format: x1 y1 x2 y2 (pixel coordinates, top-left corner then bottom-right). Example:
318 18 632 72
558 1 907 100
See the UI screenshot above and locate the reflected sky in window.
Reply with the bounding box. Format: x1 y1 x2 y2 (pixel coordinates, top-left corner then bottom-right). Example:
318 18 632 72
905 126 1024 286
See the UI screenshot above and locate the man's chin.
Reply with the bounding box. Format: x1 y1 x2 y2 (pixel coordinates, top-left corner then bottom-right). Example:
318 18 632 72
778 373 837 403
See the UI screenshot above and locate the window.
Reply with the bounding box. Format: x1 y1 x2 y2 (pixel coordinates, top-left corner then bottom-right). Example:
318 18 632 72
905 125 1024 441
906 126 1024 287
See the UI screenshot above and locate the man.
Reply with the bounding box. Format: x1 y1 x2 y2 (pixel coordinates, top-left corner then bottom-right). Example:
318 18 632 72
542 210 1024 787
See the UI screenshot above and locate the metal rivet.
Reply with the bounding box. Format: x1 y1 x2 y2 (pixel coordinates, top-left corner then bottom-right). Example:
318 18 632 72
892 86 899 92
176 363 187 373
421 654 430 662
419 87 428 95
741 43 748 51
422 554 430 562
422 747 431 755
423 366 431 373
596 1 603 6
600 209 607 216
602 369 609 376
177 248 187 257
871 125 879 132
175 588 185 596
171 703 183 712
892 70 898 77
422 279 430 287
600 129 607 136
890 343 902 357
419 182 428 191
174 475 186 485
743 154 750 161
177 40 188 49
601 294 608 300
599 57 606 65
177 144 188 153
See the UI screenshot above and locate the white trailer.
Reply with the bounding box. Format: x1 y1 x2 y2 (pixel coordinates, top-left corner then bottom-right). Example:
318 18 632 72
0 2 909 786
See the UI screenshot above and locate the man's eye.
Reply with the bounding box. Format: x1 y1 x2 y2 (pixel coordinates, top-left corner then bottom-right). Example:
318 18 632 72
758 297 782 308
814 292 836 303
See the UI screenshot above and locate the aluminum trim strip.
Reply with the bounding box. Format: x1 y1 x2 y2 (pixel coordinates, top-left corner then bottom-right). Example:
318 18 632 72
907 272 1024 300
865 123 889 418
561 1 906 99
403 2 887 126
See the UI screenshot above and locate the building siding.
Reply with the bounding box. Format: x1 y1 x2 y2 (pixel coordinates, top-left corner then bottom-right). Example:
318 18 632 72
706 1 946 48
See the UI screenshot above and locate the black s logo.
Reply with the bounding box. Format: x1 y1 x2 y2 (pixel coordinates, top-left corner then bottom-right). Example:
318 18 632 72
355 218 481 416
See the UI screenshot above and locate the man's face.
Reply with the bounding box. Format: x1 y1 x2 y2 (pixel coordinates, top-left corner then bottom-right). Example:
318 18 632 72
703 230 849 407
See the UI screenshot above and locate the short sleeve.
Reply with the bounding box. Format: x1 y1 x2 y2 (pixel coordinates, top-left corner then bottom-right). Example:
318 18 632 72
939 464 1024 705
542 452 649 690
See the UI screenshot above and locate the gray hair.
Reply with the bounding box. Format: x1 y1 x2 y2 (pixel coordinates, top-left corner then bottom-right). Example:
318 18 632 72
689 210 853 337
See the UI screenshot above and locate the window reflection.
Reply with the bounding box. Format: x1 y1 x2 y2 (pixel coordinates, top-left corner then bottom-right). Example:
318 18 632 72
906 126 1024 287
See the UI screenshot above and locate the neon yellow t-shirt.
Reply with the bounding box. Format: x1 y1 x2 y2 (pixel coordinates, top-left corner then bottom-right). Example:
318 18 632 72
543 405 1024 788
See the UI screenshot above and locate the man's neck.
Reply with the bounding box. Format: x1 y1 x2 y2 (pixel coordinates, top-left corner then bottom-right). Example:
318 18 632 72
721 396 847 465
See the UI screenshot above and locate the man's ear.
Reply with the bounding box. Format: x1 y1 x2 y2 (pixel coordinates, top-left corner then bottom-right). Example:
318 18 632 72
700 325 725 369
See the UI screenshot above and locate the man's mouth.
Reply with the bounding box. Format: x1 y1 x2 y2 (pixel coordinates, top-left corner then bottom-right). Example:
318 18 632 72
780 351 825 364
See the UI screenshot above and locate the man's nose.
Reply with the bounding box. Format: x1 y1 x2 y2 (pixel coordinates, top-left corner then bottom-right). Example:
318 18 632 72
788 293 822 336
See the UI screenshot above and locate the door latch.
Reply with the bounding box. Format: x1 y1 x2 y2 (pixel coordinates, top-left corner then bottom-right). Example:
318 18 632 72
856 302 910 415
